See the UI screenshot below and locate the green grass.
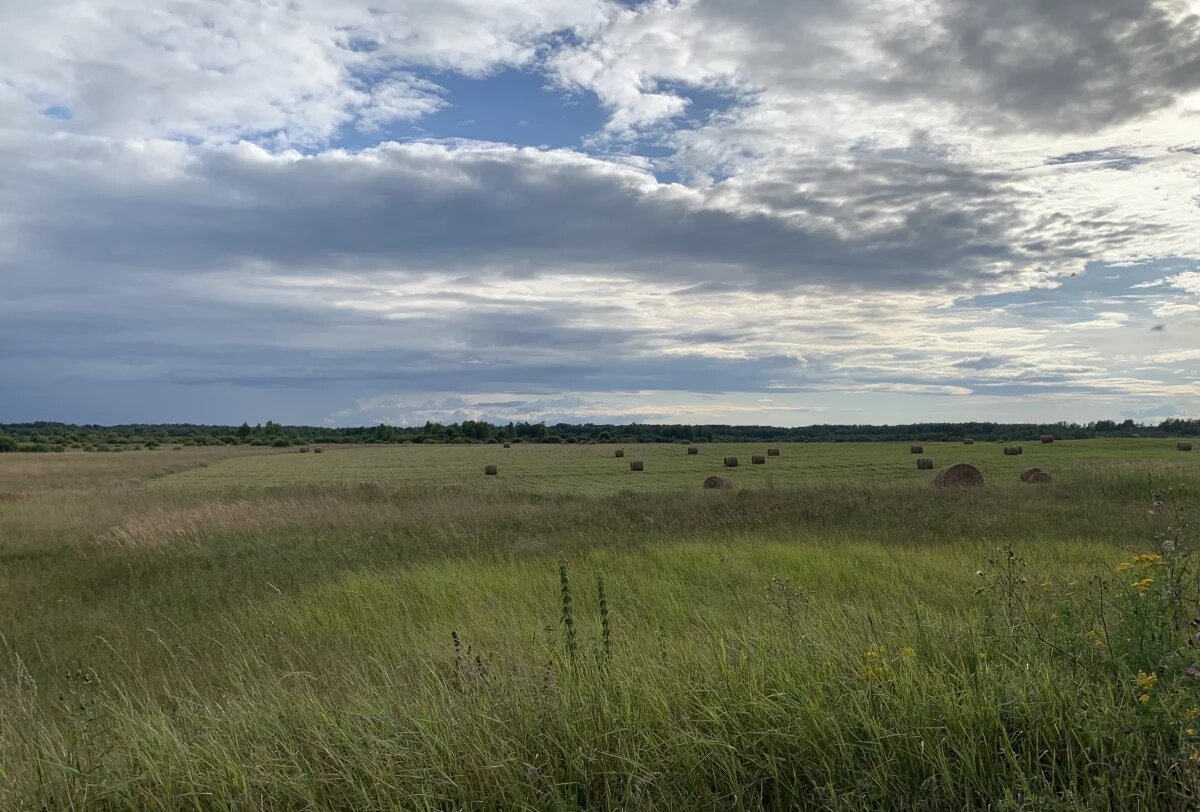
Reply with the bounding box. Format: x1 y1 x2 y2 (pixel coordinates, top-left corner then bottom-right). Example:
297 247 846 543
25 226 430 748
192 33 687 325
1 441 1199 809
157 438 1193 494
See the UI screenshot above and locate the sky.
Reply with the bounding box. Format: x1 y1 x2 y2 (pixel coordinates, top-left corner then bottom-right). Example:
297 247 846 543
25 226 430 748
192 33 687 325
2 0 1199 428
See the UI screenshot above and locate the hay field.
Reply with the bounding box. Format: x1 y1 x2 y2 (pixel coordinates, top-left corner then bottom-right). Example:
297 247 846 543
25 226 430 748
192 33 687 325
155 438 1190 493
2 440 1200 809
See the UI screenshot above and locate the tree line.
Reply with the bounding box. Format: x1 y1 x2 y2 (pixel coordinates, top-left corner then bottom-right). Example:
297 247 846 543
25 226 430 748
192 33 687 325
0 417 1196 453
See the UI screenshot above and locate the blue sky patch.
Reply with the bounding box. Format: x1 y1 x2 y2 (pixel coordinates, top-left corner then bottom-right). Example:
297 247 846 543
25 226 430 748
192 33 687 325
335 69 608 151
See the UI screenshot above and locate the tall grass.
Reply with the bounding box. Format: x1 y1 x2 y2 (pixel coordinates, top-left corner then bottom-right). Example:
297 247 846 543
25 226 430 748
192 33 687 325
1 448 1198 809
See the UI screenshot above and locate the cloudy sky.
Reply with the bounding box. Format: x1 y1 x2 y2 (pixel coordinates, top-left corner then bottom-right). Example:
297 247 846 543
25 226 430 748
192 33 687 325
3 0 1199 427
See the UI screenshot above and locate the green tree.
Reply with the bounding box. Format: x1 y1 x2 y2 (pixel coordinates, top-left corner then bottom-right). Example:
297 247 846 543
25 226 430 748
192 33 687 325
0 435 16 453
237 422 252 441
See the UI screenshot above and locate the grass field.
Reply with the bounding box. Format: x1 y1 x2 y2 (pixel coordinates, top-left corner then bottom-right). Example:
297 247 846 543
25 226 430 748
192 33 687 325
158 438 1191 493
2 441 1199 809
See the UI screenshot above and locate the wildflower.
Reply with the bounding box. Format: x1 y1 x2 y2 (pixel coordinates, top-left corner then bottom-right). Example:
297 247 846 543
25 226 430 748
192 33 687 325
1133 553 1162 564
1185 708 1200 722
1132 577 1155 596
900 647 916 658
1191 748 1200 764
977 651 987 661
1163 540 1176 553
1135 671 1159 700
1118 562 1133 572
1188 728 1196 737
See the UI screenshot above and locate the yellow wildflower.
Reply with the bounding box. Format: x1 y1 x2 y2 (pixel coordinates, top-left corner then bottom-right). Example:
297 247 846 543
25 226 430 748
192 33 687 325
900 647 916 658
1188 728 1196 736
1136 670 1159 694
1132 577 1155 596
1117 562 1133 572
1140 694 1152 703
1191 749 1200 763
1185 708 1200 722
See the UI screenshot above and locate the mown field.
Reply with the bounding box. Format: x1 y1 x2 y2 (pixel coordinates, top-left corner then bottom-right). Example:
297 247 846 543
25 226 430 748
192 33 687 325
1 440 1198 809
157 437 1189 493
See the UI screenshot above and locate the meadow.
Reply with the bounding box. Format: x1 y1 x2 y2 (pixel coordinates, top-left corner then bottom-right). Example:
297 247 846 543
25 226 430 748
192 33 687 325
1 440 1198 809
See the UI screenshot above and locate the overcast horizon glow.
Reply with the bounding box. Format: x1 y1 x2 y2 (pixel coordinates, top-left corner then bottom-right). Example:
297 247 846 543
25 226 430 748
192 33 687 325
2 0 1198 427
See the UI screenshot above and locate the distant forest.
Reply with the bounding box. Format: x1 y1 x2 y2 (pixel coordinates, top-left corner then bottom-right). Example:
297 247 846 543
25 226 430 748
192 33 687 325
0 418 1197 453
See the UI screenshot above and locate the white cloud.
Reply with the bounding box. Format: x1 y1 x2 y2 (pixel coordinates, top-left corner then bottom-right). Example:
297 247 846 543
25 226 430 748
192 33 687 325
2 0 1199 424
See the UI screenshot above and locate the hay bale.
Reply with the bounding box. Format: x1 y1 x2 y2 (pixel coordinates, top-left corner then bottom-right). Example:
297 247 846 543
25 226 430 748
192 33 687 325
752 455 766 464
932 463 984 489
630 460 644 472
503 442 511 448
768 448 781 457
484 464 498 475
910 445 924 454
615 449 625 458
1004 446 1024 456
1029 471 1053 484
687 446 699 455
1040 435 1055 444
703 475 733 489
313 447 324 454
916 457 934 470
1179 442 1193 452
724 456 738 467
963 438 974 445
298 446 309 452
1019 467 1043 482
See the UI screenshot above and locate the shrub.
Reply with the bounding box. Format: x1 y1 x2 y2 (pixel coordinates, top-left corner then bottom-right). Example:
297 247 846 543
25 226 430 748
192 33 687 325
0 435 16 453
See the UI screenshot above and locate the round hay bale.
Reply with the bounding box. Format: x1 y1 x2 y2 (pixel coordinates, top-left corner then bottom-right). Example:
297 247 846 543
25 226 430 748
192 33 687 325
703 475 733 489
1179 442 1193 452
1015 446 1023 455
313 447 324 454
1019 467 1043 482
767 448 781 456
687 446 699 455
916 457 934 470
484 464 498 475
752 455 766 464
910 445 924 454
630 460 644 471
298 446 309 452
1003 446 1024 456
503 442 511 448
724 456 738 468
1040 435 1055 444
615 449 625 458
932 463 984 489
963 438 975 445
1029 471 1053 484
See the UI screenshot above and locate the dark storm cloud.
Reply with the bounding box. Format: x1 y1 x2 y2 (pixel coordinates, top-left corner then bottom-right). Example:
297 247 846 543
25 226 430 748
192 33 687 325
4 138 1132 297
879 0 1200 132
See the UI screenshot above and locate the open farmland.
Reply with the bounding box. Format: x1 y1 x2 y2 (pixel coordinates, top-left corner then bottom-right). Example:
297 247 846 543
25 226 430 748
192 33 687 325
156 438 1191 493
2 440 1199 809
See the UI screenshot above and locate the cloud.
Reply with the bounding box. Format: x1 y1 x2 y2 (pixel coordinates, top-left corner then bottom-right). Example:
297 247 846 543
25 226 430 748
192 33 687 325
880 0 1200 133
0 0 607 144
5 136 1080 295
1 0 1199 425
